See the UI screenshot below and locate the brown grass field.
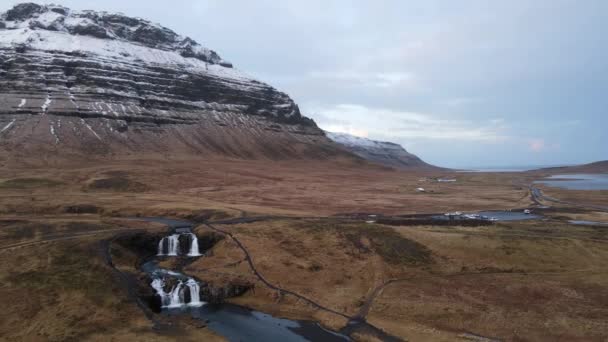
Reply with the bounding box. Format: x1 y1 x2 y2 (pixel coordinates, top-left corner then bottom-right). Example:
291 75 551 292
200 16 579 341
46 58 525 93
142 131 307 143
0 156 606 341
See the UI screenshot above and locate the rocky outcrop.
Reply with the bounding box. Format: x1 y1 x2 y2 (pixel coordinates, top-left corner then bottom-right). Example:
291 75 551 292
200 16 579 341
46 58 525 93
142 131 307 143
199 281 253 304
325 131 436 169
0 4 339 160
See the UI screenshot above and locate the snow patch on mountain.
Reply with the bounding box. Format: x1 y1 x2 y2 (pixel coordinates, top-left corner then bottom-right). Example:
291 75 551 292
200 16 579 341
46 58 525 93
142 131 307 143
325 132 400 149
1 3 230 66
326 131 434 169
0 3 312 125
0 3 327 158
0 28 248 83
1 119 15 133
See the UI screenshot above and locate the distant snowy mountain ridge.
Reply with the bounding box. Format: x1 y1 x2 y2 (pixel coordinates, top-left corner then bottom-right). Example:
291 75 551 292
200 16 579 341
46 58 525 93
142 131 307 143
325 132 402 149
325 131 435 169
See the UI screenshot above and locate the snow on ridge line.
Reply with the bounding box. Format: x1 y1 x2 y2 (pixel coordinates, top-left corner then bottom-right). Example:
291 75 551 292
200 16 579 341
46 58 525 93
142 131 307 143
325 131 401 148
0 28 254 84
1 3 228 66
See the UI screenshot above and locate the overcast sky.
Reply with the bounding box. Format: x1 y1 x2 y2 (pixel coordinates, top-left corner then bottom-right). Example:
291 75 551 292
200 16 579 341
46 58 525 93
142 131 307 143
3 1 607 168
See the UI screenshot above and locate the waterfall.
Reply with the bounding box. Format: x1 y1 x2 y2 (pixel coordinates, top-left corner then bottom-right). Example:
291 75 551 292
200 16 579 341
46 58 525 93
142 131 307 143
188 233 201 257
157 239 164 256
186 278 204 307
151 278 171 307
158 233 200 257
167 234 180 256
167 281 185 308
151 277 204 308
152 228 205 309
157 234 180 256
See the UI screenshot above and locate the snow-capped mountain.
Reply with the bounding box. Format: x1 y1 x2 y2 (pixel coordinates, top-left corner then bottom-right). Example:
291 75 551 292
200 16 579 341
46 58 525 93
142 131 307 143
325 132 434 169
0 3 335 159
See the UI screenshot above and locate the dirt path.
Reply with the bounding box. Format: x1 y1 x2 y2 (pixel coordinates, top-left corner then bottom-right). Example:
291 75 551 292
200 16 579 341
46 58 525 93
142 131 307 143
99 232 166 328
203 222 352 319
0 227 140 252
202 223 405 341
529 184 608 212
0 226 167 328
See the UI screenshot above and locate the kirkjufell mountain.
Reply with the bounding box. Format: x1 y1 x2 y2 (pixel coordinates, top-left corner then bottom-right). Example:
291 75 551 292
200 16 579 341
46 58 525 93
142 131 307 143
0 3 339 160
0 3 434 169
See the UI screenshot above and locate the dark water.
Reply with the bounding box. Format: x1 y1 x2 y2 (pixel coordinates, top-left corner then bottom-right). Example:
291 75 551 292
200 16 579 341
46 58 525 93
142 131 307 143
535 174 608 190
433 210 541 221
143 259 348 342
458 164 569 173
141 260 188 279
166 304 348 342
459 167 534 173
476 211 541 221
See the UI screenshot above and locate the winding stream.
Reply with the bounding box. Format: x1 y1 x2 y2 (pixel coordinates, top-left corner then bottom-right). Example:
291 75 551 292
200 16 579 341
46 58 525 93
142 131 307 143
139 217 349 342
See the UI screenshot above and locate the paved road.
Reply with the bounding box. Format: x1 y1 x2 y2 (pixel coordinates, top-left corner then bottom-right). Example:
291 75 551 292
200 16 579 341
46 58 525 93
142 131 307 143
529 184 608 212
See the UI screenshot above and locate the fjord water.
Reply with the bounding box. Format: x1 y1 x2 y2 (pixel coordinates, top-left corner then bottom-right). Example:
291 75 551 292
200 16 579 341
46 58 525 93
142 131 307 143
458 164 570 173
535 174 608 190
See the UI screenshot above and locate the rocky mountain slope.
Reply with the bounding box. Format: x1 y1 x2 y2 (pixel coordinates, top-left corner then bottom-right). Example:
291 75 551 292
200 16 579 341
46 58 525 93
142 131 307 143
325 131 435 169
0 3 340 160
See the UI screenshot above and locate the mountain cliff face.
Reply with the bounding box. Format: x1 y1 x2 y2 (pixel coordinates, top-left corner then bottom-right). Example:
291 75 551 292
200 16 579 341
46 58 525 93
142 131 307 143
325 132 435 169
0 3 337 160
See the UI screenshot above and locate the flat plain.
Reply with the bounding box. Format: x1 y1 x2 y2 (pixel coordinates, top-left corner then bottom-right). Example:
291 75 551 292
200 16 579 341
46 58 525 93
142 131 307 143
0 156 606 341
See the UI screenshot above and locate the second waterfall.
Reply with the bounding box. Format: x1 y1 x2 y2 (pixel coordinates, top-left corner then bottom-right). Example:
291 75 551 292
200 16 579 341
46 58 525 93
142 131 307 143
157 233 201 257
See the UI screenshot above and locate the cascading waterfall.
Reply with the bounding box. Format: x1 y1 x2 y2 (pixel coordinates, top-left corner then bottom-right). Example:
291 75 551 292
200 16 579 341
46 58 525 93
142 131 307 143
157 234 180 256
158 233 201 257
152 227 205 308
157 238 165 256
151 278 171 307
139 211 350 339
150 277 205 308
167 281 185 308
186 278 203 307
188 233 201 257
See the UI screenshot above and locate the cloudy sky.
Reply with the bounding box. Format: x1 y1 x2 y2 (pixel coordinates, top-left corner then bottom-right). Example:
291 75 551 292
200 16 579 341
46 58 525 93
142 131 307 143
3 1 607 168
